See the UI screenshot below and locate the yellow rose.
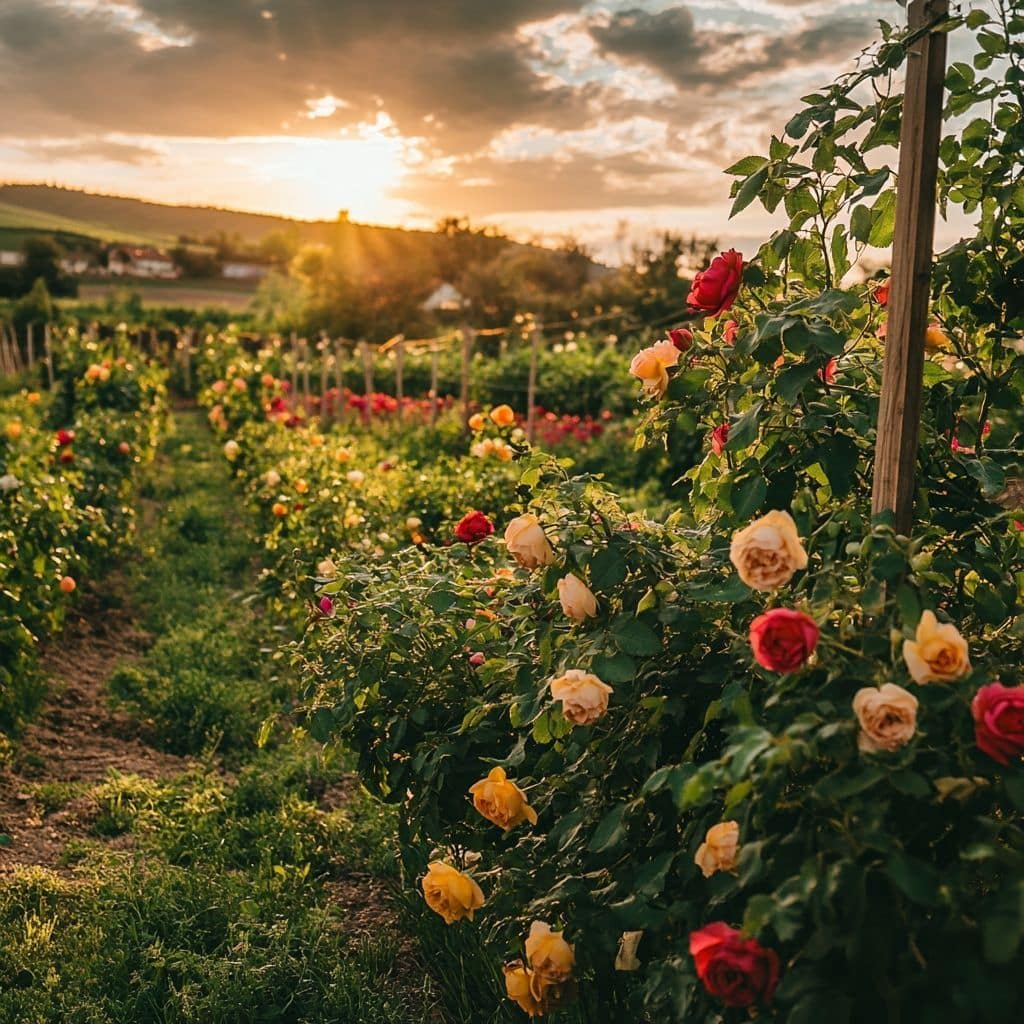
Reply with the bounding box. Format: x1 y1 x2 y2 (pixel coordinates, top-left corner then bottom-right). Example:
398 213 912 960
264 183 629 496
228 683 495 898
468 766 537 830
491 404 516 427
420 861 485 924
629 347 670 398
223 440 240 461
902 610 971 684
853 683 919 753
925 324 950 351
317 558 337 578
549 669 612 726
694 820 740 878
557 573 597 622
504 514 555 569
729 510 808 591
335 447 352 463
526 921 575 984
503 961 546 1018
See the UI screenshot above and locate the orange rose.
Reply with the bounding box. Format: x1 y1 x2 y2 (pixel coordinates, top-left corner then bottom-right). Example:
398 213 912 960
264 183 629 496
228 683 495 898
549 669 612 726
694 821 740 878
468 412 486 431
469 767 537 830
491 404 516 427
421 861 485 924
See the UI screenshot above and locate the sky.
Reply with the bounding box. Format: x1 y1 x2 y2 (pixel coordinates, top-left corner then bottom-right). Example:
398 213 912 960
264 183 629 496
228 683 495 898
0 0 954 259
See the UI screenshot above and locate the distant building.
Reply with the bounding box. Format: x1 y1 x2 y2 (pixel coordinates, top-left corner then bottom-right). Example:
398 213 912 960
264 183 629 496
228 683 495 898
60 252 94 276
107 245 180 279
222 261 270 282
421 282 465 313
0 250 25 268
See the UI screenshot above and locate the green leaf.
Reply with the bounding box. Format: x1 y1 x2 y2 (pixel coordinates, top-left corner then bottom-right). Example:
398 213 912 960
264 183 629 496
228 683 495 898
612 617 661 657
776 362 819 404
588 803 630 853
589 547 628 590
731 163 771 217
726 401 763 451
886 852 944 906
868 191 897 247
592 652 637 683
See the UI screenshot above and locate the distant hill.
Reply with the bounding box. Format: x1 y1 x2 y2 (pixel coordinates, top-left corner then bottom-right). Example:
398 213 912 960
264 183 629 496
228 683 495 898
0 184 439 250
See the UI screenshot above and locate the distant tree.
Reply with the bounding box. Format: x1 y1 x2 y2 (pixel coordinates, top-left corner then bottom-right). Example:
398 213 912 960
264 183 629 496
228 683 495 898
20 235 75 297
257 229 300 265
12 277 54 338
170 245 221 278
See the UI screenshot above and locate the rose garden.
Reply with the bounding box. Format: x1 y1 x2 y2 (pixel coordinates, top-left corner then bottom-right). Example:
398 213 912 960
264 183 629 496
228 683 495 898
1 4 1023 1022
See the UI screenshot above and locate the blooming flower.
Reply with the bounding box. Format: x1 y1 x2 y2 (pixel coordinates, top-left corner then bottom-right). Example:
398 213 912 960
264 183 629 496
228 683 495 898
689 922 779 1008
749 608 819 672
468 766 537 830
557 573 597 622
549 669 612 725
695 821 740 878
687 250 744 317
455 510 495 544
504 514 555 568
853 683 918 753
902 610 970 684
729 510 808 591
421 862 485 924
971 682 1024 765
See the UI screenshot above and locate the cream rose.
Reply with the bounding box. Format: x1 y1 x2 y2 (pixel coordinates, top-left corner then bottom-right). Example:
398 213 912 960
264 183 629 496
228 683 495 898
264 469 281 488
317 558 337 578
420 861 485 924
468 767 537 830
223 440 240 461
557 573 597 622
902 609 971 684
346 469 365 486
504 514 555 569
549 669 612 726
694 821 740 878
853 683 919 753
729 510 808 591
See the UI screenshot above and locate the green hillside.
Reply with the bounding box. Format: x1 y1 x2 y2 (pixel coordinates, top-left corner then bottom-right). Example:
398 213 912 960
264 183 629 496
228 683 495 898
0 198 172 248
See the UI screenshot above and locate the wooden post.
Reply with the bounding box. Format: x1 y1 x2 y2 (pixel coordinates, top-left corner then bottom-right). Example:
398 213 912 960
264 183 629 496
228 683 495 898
394 338 405 404
150 327 157 355
334 340 345 422
460 326 474 428
871 0 949 534
319 337 329 420
360 340 374 425
290 331 299 407
430 346 440 426
527 320 541 444
26 322 35 368
44 324 54 388
301 338 311 412
0 325 11 376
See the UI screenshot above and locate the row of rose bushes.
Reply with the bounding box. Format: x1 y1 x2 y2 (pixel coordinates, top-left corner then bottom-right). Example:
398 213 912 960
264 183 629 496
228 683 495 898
0 331 166 733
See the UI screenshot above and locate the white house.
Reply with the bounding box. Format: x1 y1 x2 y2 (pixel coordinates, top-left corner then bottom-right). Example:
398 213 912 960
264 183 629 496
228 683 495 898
60 252 94 275
222 261 270 282
107 246 180 279
421 282 465 313
0 250 25 268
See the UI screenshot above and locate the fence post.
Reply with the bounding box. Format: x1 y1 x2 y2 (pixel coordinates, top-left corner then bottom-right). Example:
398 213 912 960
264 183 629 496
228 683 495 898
44 324 54 388
461 326 475 428
301 337 311 412
26 322 34 368
289 331 299 407
430 345 440 426
527 319 542 444
334 340 345 423
319 336 329 420
871 0 950 535
360 340 374 426
394 338 405 404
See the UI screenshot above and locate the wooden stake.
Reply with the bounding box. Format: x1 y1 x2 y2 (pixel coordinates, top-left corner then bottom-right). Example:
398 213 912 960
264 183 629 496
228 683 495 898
290 331 299 407
871 0 949 534
301 338 311 411
394 339 405 404
360 340 373 425
334 340 345 422
461 326 474 428
319 337 329 420
527 320 541 444
430 346 440 426
26 322 35 368
44 323 54 388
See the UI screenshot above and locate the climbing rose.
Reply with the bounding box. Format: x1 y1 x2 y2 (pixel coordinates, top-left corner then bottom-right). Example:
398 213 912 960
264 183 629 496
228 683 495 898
710 423 729 456
421 862 485 924
853 683 918 753
668 327 693 351
557 573 597 622
526 922 575 985
490 404 516 427
690 922 779 1008
695 821 740 878
729 510 808 591
469 767 537 829
455 510 495 544
56 429 75 447
549 669 612 726
902 610 971 684
504 513 555 569
749 609 819 672
503 962 546 1017
972 682 1024 765
723 320 739 345
687 250 744 317
872 280 890 305
468 412 486 431
629 340 680 398
818 357 838 384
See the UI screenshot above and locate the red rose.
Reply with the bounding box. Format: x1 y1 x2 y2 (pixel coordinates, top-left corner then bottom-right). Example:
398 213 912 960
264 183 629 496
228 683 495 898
668 327 693 352
872 280 890 306
972 682 1024 765
749 608 819 672
723 320 738 345
690 922 779 1008
455 510 495 544
817 357 838 384
687 250 744 318
710 423 729 456
56 429 75 447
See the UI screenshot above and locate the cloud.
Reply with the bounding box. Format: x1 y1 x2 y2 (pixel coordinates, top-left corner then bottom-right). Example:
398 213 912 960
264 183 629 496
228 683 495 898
589 5 876 88
13 136 165 166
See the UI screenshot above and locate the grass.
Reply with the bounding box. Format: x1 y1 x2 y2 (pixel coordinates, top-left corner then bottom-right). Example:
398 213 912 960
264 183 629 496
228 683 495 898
0 201 170 247
0 410 435 1023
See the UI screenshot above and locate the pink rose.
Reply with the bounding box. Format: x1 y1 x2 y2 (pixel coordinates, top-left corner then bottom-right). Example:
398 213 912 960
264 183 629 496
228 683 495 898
710 423 729 456
972 682 1024 765
749 608 819 672
687 250 744 318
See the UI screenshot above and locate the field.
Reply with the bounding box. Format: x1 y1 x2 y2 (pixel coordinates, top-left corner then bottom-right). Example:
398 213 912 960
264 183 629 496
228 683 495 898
75 277 259 312
0 200 171 249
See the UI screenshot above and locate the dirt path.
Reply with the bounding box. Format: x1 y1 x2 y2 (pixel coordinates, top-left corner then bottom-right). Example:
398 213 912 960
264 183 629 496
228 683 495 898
0 574 187 873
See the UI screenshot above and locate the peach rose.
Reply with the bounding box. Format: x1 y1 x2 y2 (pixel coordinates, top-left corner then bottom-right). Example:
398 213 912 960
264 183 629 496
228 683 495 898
491 404 516 427
902 610 971 684
223 440 240 461
526 921 575 984
421 861 485 924
317 558 337 578
503 961 546 1017
557 573 597 622
469 766 537 830
346 469 365 486
729 510 808 591
853 683 919 753
549 669 612 726
694 821 740 878
264 469 281 488
504 514 555 569
468 412 486 431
